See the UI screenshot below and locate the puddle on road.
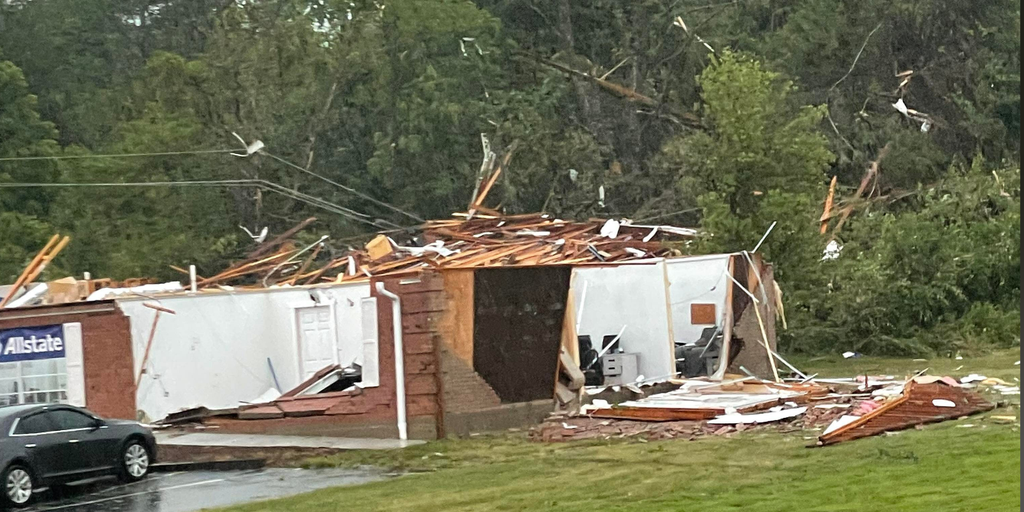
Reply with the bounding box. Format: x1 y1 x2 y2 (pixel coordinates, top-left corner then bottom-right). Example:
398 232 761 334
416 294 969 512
24 467 389 512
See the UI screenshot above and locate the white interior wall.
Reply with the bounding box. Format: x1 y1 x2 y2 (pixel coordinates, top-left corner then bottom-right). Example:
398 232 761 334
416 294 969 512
570 262 675 380
665 255 731 344
118 282 371 422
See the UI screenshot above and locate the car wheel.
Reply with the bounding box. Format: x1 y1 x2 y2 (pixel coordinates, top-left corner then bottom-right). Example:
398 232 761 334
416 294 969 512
2 465 34 508
119 440 151 482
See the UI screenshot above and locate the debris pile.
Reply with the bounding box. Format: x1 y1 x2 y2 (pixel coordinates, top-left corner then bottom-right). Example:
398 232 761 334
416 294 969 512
532 368 1002 446
194 214 698 288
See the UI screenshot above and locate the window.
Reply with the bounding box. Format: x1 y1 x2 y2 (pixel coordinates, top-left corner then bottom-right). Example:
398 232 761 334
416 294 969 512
14 413 56 435
48 410 95 431
0 359 68 406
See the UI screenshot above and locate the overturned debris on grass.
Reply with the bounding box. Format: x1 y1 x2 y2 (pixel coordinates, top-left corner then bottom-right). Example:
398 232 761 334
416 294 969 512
816 378 996 446
533 368 1001 446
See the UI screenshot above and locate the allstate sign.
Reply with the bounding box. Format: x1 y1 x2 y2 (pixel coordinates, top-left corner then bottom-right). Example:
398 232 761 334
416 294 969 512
0 325 65 363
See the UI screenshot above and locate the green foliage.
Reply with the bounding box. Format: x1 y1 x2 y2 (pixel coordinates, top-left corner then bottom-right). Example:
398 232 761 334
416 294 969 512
662 52 832 287
0 58 61 281
0 0 1016 357
786 165 1021 356
673 52 832 213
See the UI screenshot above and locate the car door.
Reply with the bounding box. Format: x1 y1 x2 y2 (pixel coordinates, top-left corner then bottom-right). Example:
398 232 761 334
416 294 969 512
46 408 114 475
10 411 78 480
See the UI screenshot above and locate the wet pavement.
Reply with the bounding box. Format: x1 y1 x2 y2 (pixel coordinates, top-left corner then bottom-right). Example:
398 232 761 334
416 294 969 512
155 431 425 450
23 468 389 512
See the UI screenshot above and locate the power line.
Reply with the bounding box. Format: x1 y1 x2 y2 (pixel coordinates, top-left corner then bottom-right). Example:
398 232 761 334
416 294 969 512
634 207 703 223
261 150 425 223
0 179 392 229
0 149 238 162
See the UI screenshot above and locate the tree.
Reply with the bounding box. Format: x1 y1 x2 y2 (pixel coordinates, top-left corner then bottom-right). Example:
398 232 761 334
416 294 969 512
0 58 62 281
657 51 833 286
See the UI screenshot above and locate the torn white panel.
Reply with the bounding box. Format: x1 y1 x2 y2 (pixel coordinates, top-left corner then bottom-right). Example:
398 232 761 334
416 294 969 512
960 374 987 384
823 415 860 436
643 227 659 243
708 406 807 425
6 283 48 308
893 98 909 116
243 388 282 406
624 248 646 258
600 219 621 239
88 282 183 301
395 241 454 258
822 240 842 261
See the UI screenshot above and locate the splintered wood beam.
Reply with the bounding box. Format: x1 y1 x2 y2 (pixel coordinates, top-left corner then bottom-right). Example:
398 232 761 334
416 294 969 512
0 234 61 308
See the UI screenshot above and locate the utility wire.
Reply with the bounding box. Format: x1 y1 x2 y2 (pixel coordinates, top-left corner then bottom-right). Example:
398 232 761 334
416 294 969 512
261 150 425 223
0 145 425 225
0 179 390 229
634 207 702 223
0 149 238 162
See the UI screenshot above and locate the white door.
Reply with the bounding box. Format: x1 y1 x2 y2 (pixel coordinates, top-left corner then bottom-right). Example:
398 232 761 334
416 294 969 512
296 306 337 379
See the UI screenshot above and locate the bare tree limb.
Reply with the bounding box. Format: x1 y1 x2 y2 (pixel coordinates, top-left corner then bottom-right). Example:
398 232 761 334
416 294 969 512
830 22 884 92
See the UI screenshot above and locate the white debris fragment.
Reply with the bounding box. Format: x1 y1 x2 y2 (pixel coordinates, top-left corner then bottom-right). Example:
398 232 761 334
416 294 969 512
822 240 843 261
893 98 910 116
600 219 621 239
960 374 987 384
932 399 956 408
709 407 807 425
823 415 860 436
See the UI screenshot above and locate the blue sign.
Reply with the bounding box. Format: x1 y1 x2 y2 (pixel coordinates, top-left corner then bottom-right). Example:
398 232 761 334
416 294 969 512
0 325 65 363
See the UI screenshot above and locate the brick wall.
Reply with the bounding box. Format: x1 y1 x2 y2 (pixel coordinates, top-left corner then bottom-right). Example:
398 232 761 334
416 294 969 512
0 301 136 419
440 346 501 414
82 312 135 419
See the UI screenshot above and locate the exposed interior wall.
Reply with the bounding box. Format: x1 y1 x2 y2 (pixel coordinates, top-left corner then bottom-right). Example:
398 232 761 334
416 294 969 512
0 302 135 419
120 282 370 422
571 262 675 381
438 270 474 366
727 255 779 379
664 255 731 344
473 267 570 403
219 273 449 440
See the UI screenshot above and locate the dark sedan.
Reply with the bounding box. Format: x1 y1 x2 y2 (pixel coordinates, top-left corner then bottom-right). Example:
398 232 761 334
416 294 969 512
0 404 157 508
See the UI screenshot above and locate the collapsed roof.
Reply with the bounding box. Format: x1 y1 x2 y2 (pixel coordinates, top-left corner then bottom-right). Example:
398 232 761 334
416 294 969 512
196 213 699 289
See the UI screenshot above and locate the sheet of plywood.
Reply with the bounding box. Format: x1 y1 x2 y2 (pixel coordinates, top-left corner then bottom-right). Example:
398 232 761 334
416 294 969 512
439 269 475 366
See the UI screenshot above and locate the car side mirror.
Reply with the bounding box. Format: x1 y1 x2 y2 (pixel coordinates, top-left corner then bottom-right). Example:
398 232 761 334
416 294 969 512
92 419 105 430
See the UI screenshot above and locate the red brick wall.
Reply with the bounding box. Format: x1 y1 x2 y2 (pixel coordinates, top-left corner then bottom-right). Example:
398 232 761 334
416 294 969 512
0 302 136 419
440 346 501 414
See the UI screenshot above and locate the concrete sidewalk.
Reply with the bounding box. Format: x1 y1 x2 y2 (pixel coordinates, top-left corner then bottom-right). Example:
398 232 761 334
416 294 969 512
155 431 426 450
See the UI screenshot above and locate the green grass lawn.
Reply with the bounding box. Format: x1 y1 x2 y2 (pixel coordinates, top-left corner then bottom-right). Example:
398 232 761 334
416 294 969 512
214 349 1020 512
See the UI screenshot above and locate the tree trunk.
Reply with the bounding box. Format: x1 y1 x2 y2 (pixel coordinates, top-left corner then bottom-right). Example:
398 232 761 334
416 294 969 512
557 0 573 52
